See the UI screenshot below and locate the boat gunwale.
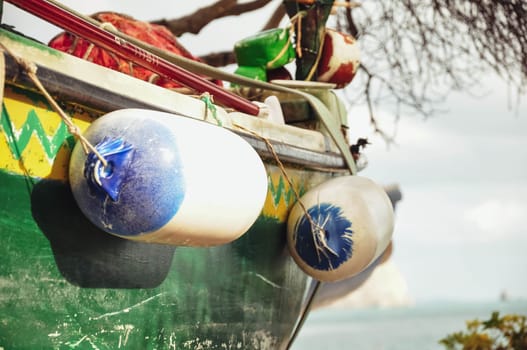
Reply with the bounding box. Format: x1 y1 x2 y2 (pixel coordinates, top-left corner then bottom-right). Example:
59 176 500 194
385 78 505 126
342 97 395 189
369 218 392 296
1 33 348 172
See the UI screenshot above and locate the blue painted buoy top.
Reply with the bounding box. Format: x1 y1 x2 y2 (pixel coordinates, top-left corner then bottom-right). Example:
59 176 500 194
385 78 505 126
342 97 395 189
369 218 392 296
287 176 394 282
69 109 268 246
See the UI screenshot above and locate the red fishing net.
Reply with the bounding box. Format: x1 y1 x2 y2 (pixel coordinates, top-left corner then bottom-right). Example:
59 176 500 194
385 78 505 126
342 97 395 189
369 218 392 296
49 12 217 90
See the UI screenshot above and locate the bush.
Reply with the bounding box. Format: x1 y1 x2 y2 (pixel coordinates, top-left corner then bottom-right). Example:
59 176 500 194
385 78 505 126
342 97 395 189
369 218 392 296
439 311 527 350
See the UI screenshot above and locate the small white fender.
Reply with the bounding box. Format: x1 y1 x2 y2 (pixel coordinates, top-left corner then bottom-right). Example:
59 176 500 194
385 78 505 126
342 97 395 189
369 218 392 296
287 176 394 281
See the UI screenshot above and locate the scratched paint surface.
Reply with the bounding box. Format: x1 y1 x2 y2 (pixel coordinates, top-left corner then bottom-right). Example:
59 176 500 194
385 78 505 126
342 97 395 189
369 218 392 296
0 85 94 179
0 86 335 348
0 169 309 349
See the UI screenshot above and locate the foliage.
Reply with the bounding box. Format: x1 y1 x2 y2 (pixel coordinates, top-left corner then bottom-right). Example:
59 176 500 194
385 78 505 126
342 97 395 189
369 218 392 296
439 312 527 350
334 0 527 137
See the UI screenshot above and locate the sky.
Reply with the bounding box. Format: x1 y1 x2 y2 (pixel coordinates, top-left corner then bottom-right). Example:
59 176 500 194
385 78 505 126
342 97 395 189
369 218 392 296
4 1 527 303
348 84 527 302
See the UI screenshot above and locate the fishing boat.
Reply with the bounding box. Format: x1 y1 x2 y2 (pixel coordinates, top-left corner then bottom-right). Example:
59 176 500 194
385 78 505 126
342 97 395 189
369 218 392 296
0 1 395 349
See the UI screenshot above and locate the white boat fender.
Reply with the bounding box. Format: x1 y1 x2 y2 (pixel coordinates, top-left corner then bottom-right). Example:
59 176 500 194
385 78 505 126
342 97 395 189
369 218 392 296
287 176 394 282
69 109 268 246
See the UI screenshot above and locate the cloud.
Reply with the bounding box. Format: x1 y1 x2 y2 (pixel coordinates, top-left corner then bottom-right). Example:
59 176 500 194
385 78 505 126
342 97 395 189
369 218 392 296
389 181 527 245
464 198 527 241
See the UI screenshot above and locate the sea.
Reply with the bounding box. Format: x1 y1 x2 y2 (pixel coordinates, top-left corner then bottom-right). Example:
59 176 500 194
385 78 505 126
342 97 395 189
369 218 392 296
290 300 527 350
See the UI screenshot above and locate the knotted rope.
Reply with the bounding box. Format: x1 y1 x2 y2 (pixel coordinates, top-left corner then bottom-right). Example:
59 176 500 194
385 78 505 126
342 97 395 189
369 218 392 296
0 41 107 166
233 122 338 261
199 92 222 126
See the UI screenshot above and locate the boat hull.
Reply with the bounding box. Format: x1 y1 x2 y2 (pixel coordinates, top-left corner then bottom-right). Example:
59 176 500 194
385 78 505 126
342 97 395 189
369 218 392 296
0 76 333 348
1 170 316 349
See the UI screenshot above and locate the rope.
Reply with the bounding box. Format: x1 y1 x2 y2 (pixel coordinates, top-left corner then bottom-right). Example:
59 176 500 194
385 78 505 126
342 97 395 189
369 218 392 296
305 28 326 82
266 29 294 69
199 92 222 126
232 122 337 260
233 123 309 212
288 11 307 58
289 1 328 81
0 41 107 166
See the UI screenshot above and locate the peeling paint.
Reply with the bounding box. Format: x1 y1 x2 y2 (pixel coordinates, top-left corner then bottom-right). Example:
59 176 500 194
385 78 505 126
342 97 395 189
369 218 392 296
115 324 134 348
0 169 310 349
167 332 177 350
183 337 214 350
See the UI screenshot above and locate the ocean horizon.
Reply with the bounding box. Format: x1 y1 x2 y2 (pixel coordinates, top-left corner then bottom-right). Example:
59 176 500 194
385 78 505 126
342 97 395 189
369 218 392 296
291 299 527 350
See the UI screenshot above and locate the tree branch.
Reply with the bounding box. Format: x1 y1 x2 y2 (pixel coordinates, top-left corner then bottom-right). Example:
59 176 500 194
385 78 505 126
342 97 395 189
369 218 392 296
336 0 526 125
151 0 274 36
263 2 287 30
200 51 237 67
200 1 286 66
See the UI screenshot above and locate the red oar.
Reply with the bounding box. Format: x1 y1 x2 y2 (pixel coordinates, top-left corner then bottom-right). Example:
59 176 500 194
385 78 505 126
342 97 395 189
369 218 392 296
5 0 260 116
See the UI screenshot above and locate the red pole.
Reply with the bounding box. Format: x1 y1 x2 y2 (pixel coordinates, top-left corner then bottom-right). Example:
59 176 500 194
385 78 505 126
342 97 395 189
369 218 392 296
6 0 260 116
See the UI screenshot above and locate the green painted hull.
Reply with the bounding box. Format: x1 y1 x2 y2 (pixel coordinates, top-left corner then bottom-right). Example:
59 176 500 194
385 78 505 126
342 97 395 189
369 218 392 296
0 170 312 349
0 27 345 349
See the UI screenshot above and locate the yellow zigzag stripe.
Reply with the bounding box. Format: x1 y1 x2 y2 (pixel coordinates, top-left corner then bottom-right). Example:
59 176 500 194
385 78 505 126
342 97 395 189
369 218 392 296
1 104 75 162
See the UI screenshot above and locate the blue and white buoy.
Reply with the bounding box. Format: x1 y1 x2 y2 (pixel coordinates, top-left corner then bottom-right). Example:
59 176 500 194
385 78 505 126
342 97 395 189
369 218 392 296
69 109 268 246
287 176 394 281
